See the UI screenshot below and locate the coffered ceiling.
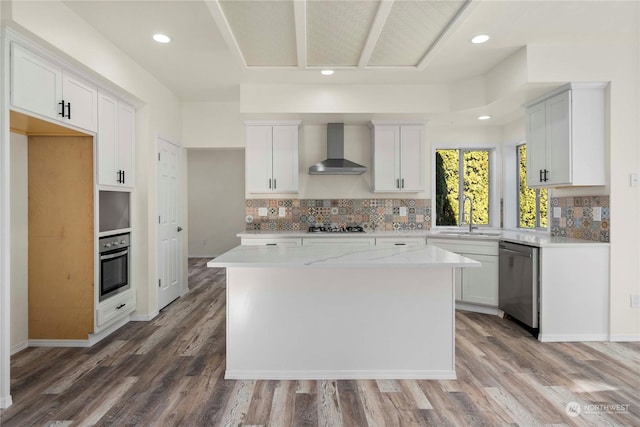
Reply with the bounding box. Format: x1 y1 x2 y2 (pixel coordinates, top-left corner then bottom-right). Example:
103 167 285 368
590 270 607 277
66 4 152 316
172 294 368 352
210 0 469 69
60 0 636 125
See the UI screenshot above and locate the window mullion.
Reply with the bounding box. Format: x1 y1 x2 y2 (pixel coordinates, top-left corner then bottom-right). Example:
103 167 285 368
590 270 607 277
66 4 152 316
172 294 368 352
458 150 465 225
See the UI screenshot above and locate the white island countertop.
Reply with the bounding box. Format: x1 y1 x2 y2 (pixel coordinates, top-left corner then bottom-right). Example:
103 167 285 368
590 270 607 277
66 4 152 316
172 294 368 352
207 243 481 269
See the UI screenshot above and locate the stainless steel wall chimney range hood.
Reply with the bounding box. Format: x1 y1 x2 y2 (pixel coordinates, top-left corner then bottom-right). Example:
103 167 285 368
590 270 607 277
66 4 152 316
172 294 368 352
308 123 367 175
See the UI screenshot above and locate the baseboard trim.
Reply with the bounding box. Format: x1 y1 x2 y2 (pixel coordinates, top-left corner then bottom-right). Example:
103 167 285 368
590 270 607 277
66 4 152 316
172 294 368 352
609 334 640 342
224 370 456 380
130 311 159 322
455 302 501 316
10 341 28 356
539 333 609 342
0 395 13 409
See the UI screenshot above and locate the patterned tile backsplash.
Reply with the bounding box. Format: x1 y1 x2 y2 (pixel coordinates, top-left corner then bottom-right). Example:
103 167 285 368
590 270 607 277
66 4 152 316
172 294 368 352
550 195 609 242
245 199 432 231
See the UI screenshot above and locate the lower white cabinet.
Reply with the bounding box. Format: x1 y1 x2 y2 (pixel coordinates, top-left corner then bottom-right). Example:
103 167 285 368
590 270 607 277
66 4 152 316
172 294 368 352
375 237 426 247
427 238 499 306
240 238 302 246
96 289 136 329
303 237 375 246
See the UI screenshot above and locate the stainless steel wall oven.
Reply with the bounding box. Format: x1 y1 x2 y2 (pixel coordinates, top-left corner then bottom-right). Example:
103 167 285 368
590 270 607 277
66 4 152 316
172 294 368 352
99 233 130 302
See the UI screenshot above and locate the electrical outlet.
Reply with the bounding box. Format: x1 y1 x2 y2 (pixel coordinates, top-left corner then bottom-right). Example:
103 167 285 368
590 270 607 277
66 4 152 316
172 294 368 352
592 207 602 221
631 294 640 308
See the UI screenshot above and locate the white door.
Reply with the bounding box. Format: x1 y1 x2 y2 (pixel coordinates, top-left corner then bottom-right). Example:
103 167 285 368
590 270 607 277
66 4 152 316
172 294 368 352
157 137 182 310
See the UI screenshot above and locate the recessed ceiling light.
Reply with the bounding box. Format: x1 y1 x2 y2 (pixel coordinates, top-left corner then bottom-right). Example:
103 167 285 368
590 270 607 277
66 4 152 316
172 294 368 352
321 69 334 76
478 115 492 120
153 33 171 44
471 34 490 44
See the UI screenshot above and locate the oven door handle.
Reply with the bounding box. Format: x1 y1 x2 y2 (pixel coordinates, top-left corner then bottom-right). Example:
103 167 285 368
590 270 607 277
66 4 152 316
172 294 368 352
100 249 128 261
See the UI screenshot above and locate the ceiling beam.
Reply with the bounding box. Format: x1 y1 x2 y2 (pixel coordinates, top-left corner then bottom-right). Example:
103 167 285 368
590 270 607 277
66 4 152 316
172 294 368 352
203 0 248 68
358 0 394 68
416 0 476 70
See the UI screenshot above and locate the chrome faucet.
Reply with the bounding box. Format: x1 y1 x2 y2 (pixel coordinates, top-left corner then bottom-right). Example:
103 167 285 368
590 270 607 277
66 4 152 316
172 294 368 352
463 195 478 233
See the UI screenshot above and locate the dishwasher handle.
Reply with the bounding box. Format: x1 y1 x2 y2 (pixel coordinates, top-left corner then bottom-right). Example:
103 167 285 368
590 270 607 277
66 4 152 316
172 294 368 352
499 245 532 258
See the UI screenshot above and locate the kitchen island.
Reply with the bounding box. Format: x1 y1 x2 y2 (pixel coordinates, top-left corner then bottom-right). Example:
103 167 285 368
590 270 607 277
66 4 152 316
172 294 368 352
207 244 479 380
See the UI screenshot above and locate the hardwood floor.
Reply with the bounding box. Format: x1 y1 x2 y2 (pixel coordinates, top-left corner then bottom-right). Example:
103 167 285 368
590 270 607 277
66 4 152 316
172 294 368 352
1 258 639 426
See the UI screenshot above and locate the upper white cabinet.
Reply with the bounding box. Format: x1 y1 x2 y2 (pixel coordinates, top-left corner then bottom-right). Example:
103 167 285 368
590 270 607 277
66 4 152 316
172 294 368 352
97 90 135 187
370 122 426 192
245 121 300 193
11 42 98 132
525 83 606 188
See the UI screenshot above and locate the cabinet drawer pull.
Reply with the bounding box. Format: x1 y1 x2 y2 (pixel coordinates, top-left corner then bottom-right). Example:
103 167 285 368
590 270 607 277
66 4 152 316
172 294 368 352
116 303 126 310
266 243 277 246
394 243 406 246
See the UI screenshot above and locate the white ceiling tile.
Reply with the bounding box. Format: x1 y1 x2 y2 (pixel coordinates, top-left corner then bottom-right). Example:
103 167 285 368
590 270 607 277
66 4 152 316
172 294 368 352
306 0 380 66
219 0 297 66
369 0 468 66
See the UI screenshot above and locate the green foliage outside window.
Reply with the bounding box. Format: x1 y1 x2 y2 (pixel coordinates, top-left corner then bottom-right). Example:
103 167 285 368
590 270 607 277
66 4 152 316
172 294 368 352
435 149 490 226
518 144 548 228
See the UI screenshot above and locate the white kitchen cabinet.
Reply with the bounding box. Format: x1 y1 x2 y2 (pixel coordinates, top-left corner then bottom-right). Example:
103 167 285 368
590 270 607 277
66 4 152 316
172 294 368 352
375 237 426 247
428 238 498 306
370 122 426 192
525 83 606 188
240 238 302 246
11 42 98 132
97 90 135 187
245 121 300 193
303 237 375 246
96 289 136 330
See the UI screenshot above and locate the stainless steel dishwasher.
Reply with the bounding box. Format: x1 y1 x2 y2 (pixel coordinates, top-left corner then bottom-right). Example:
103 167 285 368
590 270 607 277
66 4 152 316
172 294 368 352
498 241 539 333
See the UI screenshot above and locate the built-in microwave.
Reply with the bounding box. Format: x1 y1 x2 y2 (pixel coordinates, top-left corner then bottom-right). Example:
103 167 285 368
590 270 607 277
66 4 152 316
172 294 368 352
99 190 130 232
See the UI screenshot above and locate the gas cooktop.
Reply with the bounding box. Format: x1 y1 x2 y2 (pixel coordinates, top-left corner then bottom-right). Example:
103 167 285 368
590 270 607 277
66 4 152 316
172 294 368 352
307 226 365 233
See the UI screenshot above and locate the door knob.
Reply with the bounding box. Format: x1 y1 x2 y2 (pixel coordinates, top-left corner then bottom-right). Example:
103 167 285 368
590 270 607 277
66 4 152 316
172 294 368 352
177 226 183 232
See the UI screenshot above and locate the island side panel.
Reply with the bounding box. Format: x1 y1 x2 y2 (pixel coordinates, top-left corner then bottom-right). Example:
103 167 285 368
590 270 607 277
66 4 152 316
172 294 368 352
225 266 455 379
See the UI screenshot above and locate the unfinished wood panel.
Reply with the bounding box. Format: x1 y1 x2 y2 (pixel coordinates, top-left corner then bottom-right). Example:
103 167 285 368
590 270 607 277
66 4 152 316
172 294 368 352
28 135 94 340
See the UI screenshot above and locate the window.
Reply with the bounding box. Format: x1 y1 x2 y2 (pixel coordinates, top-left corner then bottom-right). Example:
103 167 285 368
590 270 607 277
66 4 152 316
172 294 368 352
435 149 490 226
517 144 548 229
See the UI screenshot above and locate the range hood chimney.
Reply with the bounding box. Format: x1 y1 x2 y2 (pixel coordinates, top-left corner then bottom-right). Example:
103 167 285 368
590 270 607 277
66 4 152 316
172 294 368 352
308 123 367 175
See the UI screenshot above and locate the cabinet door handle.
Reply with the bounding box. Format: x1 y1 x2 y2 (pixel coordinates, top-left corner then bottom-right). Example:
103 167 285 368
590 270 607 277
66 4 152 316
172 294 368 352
122 170 125 184
401 178 405 188
544 169 549 182
273 179 276 189
117 170 121 183
268 178 272 189
66 101 71 119
116 303 126 310
59 100 65 117
539 169 543 182
396 179 400 189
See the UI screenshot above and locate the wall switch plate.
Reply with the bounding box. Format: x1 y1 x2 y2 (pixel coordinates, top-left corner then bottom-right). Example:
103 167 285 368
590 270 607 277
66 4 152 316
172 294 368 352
399 206 408 216
631 294 640 308
631 173 639 187
279 207 286 217
258 207 268 217
553 207 562 218
592 207 602 221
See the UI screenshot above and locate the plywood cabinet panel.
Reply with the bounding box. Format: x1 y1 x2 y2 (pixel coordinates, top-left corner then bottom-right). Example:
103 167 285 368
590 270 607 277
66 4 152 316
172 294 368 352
28 136 94 339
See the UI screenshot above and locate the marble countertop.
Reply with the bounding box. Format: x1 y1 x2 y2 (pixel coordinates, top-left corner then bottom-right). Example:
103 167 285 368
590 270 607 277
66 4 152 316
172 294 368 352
237 229 609 247
207 244 482 269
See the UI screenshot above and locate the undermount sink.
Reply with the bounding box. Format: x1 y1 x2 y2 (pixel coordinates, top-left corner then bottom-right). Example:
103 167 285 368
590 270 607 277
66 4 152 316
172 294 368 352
437 231 502 237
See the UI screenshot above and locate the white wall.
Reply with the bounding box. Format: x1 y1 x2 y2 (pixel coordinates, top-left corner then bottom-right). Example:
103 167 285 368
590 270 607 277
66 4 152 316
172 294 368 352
187 149 245 257
9 132 27 354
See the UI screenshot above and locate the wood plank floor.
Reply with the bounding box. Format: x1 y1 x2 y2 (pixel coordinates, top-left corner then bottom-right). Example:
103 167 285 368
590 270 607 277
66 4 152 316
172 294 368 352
1 258 639 426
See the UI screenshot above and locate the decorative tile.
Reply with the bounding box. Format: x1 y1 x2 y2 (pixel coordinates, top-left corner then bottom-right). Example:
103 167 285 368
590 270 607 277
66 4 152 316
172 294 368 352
550 195 609 242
